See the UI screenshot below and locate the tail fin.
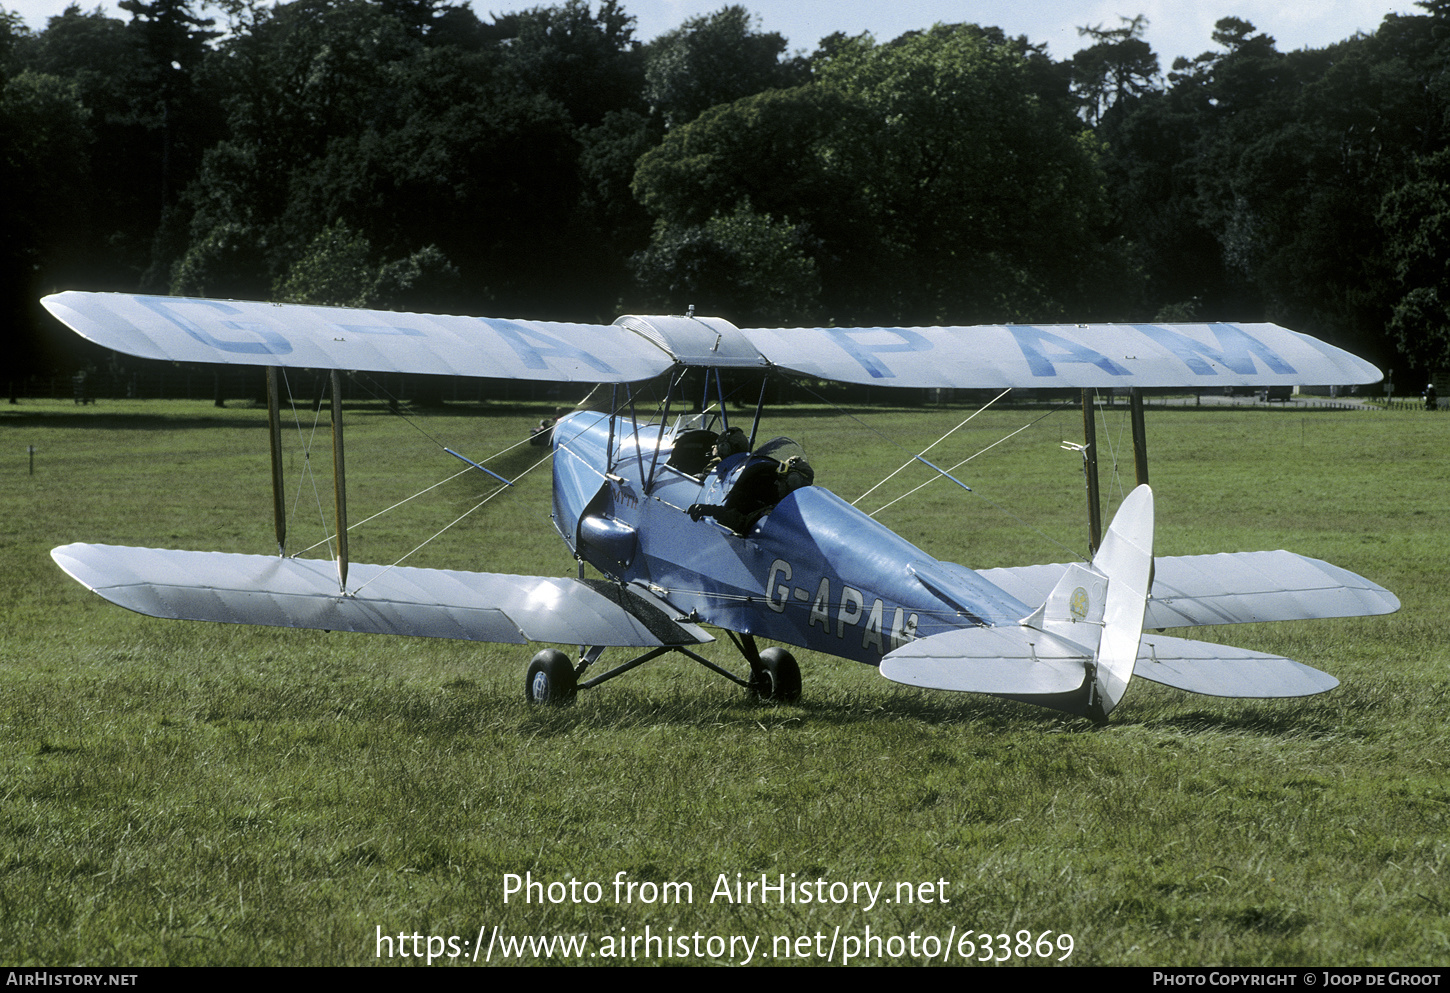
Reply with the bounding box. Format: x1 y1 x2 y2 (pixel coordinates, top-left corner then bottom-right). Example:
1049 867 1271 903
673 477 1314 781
1018 484 1154 718
1087 484 1154 717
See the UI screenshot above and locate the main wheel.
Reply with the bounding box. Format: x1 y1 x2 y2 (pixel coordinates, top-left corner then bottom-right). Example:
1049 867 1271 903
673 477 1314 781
525 649 577 705
749 647 801 703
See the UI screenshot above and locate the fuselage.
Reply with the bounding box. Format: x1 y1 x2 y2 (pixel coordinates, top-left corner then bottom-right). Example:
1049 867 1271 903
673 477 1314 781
550 411 1029 664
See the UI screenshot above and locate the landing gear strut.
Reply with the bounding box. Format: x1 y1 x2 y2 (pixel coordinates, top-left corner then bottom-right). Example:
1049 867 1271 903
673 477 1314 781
519 635 801 704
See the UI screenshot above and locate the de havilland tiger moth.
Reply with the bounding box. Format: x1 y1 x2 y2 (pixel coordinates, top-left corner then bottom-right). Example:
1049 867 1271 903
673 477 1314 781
42 292 1399 720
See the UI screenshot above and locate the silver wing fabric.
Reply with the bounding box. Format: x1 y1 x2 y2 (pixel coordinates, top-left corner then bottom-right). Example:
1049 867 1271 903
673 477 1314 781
737 322 1384 388
1133 634 1340 697
51 544 712 648
978 550 1399 628
879 626 1092 696
879 627 1339 699
42 292 676 383
43 292 1383 389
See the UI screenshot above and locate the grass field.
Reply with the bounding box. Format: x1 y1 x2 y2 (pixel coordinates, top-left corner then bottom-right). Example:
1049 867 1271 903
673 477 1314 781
1 395 1446 967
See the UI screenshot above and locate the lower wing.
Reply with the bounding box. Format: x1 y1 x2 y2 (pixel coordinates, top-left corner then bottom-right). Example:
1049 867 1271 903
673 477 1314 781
977 549 1398 628
51 543 711 648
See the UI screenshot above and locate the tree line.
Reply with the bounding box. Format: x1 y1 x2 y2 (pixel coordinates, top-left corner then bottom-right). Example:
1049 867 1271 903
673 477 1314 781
4 0 1450 384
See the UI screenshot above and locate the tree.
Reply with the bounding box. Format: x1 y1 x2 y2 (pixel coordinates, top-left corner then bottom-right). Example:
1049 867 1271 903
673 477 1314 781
632 84 880 318
1069 15 1159 126
638 23 1135 324
177 1 639 319
0 6 29 77
272 220 455 309
0 68 89 369
644 5 804 128
19 6 156 287
497 0 645 128
1380 150 1450 374
630 205 820 324
116 0 220 283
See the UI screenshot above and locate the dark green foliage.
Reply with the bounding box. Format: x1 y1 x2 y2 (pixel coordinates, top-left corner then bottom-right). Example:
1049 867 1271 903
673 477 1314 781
630 205 820 324
643 4 804 129
271 220 456 308
1093 4 1450 375
497 0 645 128
1379 149 1450 374
1069 15 1159 126
635 25 1132 325
631 85 877 319
10 0 1450 380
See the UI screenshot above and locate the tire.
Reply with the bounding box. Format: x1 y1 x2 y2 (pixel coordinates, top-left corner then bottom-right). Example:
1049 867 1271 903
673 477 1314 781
525 649 577 705
749 647 801 703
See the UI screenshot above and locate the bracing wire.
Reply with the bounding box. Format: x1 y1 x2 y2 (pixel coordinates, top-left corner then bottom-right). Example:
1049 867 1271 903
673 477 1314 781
867 409 1060 518
781 373 1084 561
291 464 475 557
851 388 1011 507
349 440 561 595
1084 390 1133 522
290 374 604 589
282 369 336 565
1105 391 1131 513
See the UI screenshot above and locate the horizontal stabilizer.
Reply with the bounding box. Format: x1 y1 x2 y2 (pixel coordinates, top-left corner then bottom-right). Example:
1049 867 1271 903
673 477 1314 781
879 628 1338 701
879 626 1089 695
1134 634 1339 698
51 544 711 648
979 550 1398 628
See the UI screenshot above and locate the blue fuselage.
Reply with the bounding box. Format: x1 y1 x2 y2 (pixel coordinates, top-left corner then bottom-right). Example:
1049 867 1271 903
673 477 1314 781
551 411 1028 664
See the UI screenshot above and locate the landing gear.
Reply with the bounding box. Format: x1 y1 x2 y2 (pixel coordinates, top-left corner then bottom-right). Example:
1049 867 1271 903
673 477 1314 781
748 646 801 703
519 638 801 704
524 649 577 705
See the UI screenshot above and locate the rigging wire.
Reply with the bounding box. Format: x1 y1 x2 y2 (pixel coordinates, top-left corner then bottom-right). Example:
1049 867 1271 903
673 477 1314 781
1108 392 1131 509
851 388 1011 507
777 371 1084 562
866 408 1062 518
290 464 475 557
348 438 561 595
1079 390 1133 523
295 375 605 591
281 369 336 566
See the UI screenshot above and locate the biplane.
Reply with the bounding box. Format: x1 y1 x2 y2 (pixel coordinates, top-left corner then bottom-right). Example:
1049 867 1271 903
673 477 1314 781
43 293 1399 720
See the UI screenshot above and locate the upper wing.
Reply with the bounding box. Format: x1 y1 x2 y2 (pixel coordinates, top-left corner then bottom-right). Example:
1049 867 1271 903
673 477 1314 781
41 292 679 383
51 543 712 648
44 292 1382 389
738 322 1383 388
978 550 1400 628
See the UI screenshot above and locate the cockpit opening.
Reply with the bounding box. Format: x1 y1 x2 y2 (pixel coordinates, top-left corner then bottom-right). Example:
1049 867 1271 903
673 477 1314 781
687 437 814 534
